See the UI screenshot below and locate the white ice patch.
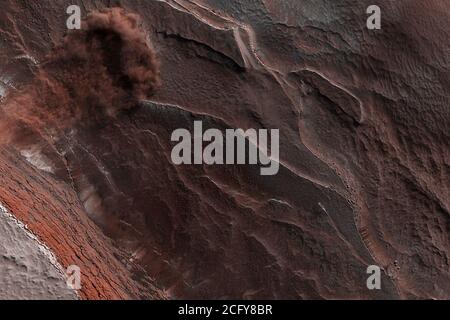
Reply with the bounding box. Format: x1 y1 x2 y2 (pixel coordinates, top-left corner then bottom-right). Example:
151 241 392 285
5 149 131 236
0 75 16 90
0 74 17 98
77 175 105 222
268 198 293 208
0 84 6 98
14 54 39 65
20 147 55 173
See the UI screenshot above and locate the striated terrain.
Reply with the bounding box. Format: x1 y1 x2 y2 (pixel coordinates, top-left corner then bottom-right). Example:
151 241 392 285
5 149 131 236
0 0 448 299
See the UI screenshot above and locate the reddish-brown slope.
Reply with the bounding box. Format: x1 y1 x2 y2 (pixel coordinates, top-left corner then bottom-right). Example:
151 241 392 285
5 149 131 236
0 146 165 299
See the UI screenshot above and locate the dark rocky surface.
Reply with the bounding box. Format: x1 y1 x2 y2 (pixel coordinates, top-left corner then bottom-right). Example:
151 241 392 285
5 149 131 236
0 0 448 299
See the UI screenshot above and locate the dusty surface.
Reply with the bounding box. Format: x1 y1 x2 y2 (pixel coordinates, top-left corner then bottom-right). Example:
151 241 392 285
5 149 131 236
0 0 448 299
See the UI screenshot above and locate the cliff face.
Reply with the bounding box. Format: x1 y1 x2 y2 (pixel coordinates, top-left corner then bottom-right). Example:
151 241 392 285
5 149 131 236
0 0 448 299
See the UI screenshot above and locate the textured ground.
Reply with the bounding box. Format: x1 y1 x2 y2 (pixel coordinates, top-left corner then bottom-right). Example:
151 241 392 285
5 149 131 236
0 0 448 299
0 203 76 299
